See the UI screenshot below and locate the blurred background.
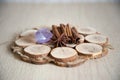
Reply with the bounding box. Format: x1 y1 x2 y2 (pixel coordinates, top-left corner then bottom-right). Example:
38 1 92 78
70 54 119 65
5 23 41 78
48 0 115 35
0 0 120 80
0 0 120 3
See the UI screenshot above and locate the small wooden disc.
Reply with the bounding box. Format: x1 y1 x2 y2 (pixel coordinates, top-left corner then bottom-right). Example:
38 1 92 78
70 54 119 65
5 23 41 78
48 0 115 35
24 45 51 58
76 43 103 57
85 34 107 45
78 27 96 35
20 29 37 37
50 47 78 62
15 37 36 47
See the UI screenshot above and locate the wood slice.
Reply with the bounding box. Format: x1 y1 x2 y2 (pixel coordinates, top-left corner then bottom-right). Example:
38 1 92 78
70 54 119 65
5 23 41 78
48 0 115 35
24 45 51 58
20 29 37 37
75 43 103 57
50 47 78 62
78 27 96 35
78 47 108 59
15 37 36 47
11 44 51 64
15 29 37 47
85 34 108 45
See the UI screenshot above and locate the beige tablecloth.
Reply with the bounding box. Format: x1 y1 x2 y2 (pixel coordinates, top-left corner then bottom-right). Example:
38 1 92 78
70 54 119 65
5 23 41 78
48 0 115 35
0 3 120 80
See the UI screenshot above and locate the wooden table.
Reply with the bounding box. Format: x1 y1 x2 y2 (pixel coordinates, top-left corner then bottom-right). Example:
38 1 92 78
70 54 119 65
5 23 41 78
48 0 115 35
0 3 120 80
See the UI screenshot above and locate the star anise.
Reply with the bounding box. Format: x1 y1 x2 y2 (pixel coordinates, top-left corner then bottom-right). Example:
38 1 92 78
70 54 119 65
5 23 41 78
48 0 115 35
51 33 67 47
50 24 83 47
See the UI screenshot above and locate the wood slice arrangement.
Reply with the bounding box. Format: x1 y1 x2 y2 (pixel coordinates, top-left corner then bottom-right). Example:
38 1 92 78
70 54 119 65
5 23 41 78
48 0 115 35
11 24 112 67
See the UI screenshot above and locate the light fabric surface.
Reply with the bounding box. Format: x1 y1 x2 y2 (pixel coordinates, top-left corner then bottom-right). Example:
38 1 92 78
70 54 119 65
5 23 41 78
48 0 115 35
0 3 120 80
0 0 120 3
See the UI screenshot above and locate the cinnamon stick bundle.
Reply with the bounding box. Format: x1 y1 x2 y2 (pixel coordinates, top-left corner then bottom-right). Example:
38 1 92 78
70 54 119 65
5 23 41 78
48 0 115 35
51 24 82 47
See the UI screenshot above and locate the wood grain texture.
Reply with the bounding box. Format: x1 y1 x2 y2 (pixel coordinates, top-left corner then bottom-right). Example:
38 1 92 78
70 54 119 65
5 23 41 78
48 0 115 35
0 3 120 80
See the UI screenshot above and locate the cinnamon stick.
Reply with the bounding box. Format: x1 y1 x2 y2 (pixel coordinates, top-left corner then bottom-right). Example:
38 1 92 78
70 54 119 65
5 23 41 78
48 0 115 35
71 27 80 43
65 25 69 36
57 27 62 35
72 27 78 33
52 25 60 38
60 24 67 36
67 24 72 37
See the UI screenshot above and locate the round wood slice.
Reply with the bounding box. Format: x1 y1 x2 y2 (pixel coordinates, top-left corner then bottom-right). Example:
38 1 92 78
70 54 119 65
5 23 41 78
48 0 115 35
85 34 108 45
24 45 51 58
78 47 108 59
20 29 37 37
76 43 103 57
11 44 51 64
78 27 96 35
50 47 78 62
15 37 36 47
